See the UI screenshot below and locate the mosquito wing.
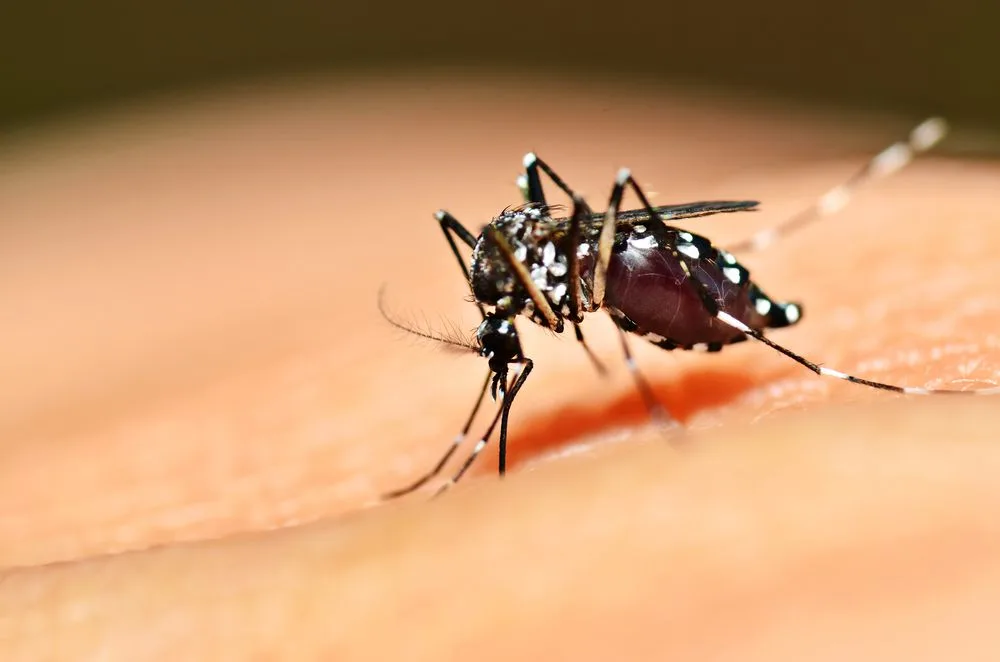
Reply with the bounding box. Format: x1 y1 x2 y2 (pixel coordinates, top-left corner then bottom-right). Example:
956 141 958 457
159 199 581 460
587 200 759 225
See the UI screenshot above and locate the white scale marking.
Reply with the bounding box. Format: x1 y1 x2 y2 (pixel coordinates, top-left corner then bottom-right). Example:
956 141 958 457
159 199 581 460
910 117 948 151
715 309 976 395
677 243 700 259
819 367 850 380
722 266 743 284
531 265 549 287
750 228 779 250
818 185 851 215
784 303 801 324
628 235 657 250
717 311 750 333
542 242 557 266
871 143 912 178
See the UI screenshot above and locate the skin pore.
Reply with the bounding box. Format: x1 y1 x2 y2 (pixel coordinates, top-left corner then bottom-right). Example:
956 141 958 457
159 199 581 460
1 74 999 660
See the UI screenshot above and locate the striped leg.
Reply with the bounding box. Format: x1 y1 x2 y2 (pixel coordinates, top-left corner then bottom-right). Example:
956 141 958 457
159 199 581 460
727 118 949 253
714 310 1000 396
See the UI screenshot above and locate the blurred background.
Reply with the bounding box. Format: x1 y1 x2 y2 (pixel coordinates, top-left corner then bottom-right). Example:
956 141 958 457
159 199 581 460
3 0 1000 575
2 0 999 132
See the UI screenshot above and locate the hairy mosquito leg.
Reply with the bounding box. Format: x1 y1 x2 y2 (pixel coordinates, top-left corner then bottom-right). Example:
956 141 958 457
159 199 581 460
727 117 949 254
616 326 671 424
381 371 492 500
435 360 534 497
714 310 1000 395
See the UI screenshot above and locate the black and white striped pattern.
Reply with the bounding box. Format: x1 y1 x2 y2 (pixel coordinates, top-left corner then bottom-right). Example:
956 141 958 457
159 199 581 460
715 311 1000 395
727 118 949 254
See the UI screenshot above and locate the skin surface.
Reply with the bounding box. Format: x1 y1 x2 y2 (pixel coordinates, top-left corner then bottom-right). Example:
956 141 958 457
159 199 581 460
0 74 999 660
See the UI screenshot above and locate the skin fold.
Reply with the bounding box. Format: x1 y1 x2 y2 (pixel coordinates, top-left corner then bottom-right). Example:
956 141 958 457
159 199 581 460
0 74 999 660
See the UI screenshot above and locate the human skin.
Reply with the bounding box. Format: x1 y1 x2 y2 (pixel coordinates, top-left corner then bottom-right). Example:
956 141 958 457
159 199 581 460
1 74 999 660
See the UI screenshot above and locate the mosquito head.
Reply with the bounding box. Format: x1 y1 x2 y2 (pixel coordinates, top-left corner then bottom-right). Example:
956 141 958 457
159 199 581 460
476 313 523 398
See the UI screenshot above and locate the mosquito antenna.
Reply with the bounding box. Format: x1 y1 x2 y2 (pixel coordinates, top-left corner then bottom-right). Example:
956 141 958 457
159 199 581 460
728 117 949 253
378 285 478 353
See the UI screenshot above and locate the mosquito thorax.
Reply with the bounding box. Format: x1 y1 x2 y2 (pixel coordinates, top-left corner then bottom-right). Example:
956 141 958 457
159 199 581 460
469 204 597 329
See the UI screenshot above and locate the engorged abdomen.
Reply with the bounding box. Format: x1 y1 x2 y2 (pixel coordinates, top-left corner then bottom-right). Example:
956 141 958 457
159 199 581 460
603 245 768 347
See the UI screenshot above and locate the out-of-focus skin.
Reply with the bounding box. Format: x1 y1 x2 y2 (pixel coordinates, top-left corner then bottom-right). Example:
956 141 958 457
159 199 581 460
1 74 999 660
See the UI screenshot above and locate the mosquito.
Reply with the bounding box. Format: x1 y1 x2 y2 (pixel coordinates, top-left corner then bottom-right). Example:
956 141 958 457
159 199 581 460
380 117 998 498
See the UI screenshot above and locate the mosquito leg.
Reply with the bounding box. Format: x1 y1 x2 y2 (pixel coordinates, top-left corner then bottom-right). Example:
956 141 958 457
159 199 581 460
520 152 580 206
599 169 997 398
564 193 589 322
616 326 671 423
608 168 746 328
575 322 608 376
591 169 628 309
435 359 534 497
381 371 492 500
726 117 949 254
435 209 485 318
595 167 687 309
713 310 1000 396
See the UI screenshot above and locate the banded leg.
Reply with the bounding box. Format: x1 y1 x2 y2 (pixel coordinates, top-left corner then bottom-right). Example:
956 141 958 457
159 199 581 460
381 371 492 499
616 326 671 423
727 117 948 253
435 359 534 496
383 211 501 499
519 152 579 207
608 168 999 398
712 310 1000 396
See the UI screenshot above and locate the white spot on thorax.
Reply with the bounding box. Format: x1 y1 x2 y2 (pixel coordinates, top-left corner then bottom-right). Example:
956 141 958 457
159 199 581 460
542 242 557 266
531 265 549 288
551 283 568 303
